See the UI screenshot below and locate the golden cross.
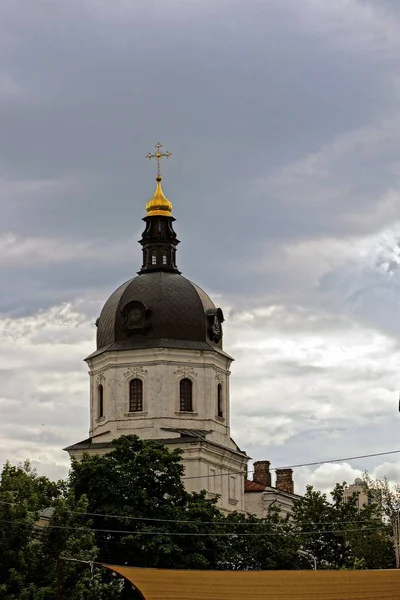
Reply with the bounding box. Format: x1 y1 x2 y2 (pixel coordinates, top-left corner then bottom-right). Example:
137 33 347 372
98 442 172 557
146 142 172 177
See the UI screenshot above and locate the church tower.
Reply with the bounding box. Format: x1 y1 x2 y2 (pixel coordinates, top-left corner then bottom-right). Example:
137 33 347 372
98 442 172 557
65 144 248 512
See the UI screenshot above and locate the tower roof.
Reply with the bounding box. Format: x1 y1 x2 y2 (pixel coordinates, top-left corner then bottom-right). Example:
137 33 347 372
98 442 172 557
145 175 173 217
93 272 225 356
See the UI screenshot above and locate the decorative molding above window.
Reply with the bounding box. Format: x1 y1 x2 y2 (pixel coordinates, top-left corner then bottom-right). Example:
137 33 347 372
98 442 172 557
173 365 197 377
96 372 105 385
215 370 224 383
123 366 148 379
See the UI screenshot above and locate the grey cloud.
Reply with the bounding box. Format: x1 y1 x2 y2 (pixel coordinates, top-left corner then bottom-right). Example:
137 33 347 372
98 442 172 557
365 1 400 16
0 0 397 317
0 424 72 447
1 0 400 493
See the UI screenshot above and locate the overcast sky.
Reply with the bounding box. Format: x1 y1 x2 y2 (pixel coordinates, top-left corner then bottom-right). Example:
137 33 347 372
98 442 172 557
1 0 400 495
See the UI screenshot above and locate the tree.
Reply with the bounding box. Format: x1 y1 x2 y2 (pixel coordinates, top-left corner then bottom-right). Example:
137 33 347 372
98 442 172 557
36 492 122 600
0 461 121 600
69 435 307 573
0 460 61 599
68 435 227 570
291 483 394 570
8 437 396 592
3 437 304 597
362 473 400 567
217 509 300 570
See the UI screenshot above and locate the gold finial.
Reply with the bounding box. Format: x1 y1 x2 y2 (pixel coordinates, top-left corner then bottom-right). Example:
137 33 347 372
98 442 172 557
145 142 173 217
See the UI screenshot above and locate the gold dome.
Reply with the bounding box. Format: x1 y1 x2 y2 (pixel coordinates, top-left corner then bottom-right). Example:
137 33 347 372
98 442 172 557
145 175 173 217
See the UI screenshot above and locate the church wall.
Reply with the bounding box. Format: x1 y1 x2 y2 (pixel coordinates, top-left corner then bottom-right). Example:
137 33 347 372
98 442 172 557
81 346 248 512
87 347 234 449
168 440 247 513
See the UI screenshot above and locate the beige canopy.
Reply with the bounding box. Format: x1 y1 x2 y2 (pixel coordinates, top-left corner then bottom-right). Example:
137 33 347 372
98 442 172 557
103 564 400 600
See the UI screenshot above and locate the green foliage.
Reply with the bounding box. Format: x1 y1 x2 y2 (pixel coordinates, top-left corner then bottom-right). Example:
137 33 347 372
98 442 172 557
67 435 303 572
68 435 225 569
291 482 395 570
0 460 60 599
0 461 120 600
363 472 400 521
0 438 397 599
217 509 300 570
346 557 367 570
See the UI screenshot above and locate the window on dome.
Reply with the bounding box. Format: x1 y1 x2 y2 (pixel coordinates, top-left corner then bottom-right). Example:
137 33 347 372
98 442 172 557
217 383 223 417
151 250 157 265
129 378 143 412
98 384 104 418
180 378 193 412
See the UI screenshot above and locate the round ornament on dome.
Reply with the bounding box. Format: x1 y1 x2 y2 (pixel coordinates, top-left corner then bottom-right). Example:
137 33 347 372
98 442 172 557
120 300 150 336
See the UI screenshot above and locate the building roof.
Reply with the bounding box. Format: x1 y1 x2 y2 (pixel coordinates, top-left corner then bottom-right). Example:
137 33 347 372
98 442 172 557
92 272 227 357
244 479 302 500
64 433 248 459
244 479 266 492
161 427 211 439
102 565 400 600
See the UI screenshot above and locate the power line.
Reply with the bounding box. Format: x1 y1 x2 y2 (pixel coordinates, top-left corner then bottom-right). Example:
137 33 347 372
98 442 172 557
272 449 400 471
0 448 396 529
2 447 397 489
1 517 385 537
0 500 385 527
181 448 400 481
51 513 385 527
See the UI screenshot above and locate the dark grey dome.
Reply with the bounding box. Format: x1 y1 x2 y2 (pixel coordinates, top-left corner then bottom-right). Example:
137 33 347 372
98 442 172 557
92 272 225 356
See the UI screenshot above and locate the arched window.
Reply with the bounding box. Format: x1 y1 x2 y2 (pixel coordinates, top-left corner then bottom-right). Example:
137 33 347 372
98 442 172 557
217 384 223 417
162 252 167 265
179 378 193 412
98 384 104 418
151 250 157 265
129 378 143 412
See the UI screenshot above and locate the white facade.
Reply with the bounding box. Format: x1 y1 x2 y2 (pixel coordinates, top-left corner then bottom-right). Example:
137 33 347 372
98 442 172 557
87 346 231 445
67 345 248 513
244 488 299 518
